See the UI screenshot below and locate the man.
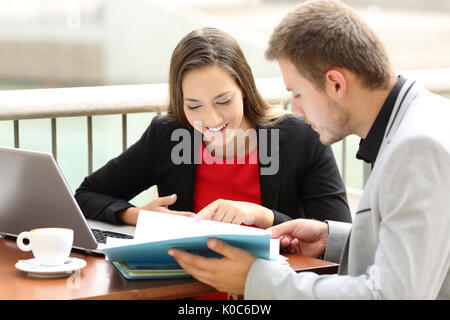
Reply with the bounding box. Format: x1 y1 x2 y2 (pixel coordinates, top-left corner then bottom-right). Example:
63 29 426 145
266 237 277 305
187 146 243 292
168 0 450 299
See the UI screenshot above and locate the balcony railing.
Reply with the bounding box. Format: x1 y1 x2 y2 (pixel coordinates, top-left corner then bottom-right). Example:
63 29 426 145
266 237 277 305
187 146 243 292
1 69 450 189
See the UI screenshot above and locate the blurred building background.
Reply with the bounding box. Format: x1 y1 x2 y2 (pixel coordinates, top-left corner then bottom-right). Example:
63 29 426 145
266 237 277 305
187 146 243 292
1 0 449 89
1 0 449 201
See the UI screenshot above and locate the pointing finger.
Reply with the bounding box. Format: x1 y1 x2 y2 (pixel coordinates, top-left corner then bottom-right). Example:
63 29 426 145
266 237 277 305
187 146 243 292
195 200 220 220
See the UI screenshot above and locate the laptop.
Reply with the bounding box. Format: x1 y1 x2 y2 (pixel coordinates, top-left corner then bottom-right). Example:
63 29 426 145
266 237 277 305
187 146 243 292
0 146 134 255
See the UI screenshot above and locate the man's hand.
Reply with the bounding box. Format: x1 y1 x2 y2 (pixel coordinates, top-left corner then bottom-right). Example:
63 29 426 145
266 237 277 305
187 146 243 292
195 199 274 229
168 239 257 295
119 194 195 225
268 219 329 258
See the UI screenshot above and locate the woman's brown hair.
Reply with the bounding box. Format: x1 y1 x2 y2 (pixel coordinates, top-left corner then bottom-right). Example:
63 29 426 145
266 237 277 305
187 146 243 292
167 27 285 128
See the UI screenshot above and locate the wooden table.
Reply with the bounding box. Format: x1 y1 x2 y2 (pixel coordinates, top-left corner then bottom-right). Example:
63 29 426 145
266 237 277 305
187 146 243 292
0 238 338 300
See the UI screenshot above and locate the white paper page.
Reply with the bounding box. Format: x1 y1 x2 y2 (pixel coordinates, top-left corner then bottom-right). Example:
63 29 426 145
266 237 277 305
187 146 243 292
270 238 280 259
269 238 288 263
134 210 266 242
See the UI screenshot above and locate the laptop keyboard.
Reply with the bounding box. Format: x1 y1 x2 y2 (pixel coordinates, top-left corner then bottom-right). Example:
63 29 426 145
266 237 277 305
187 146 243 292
91 228 134 244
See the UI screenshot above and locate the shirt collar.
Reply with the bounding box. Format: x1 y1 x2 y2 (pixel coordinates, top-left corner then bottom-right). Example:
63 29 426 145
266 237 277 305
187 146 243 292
356 75 407 166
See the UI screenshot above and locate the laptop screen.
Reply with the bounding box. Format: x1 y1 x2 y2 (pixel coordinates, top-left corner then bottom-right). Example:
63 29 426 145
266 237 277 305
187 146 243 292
0 146 98 250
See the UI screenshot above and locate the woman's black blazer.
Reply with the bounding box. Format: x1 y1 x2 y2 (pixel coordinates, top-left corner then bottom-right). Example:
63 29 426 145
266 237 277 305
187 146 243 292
74 114 352 225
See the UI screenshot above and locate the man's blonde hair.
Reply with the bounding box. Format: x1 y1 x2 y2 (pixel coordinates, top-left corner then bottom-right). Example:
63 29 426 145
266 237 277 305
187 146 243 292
266 0 394 90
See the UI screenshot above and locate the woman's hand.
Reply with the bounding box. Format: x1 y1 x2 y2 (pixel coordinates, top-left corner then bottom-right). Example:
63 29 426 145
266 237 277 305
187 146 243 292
195 199 274 229
118 194 195 225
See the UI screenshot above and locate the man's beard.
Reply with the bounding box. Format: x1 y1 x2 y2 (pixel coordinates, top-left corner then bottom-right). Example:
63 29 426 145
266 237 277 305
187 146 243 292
318 97 351 146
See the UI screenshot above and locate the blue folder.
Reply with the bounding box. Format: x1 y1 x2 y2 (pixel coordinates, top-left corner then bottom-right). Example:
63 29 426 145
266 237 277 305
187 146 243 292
102 234 271 266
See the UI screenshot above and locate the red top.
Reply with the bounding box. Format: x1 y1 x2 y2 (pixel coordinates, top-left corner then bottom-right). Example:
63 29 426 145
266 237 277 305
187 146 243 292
193 143 261 214
192 143 261 300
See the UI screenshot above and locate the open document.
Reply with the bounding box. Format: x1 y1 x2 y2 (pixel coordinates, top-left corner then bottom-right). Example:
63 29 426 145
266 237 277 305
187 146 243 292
101 210 286 279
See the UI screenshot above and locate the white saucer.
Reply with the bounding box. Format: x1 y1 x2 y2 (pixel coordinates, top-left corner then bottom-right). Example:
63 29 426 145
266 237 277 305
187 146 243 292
15 257 87 278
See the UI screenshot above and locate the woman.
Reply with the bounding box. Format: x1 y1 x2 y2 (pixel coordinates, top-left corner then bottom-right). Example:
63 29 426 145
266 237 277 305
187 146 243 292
75 27 351 229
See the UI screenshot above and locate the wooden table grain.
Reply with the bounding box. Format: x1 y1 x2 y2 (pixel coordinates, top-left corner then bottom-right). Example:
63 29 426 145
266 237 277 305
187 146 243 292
0 239 216 300
0 238 338 300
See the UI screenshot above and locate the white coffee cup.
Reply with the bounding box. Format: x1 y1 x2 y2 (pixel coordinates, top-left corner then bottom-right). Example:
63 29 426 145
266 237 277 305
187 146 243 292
16 228 74 266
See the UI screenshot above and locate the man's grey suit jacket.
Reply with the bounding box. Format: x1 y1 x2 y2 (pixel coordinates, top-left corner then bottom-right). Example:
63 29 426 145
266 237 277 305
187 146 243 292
245 78 450 299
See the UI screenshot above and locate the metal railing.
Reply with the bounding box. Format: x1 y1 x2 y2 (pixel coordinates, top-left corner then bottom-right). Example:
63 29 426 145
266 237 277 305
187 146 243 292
0 78 290 175
1 69 450 185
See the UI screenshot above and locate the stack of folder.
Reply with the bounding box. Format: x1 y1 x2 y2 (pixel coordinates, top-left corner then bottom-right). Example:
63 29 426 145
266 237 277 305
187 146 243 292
101 210 284 280
112 261 189 279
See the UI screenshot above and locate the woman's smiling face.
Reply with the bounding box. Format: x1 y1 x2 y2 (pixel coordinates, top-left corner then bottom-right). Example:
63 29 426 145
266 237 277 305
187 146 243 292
182 64 252 147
